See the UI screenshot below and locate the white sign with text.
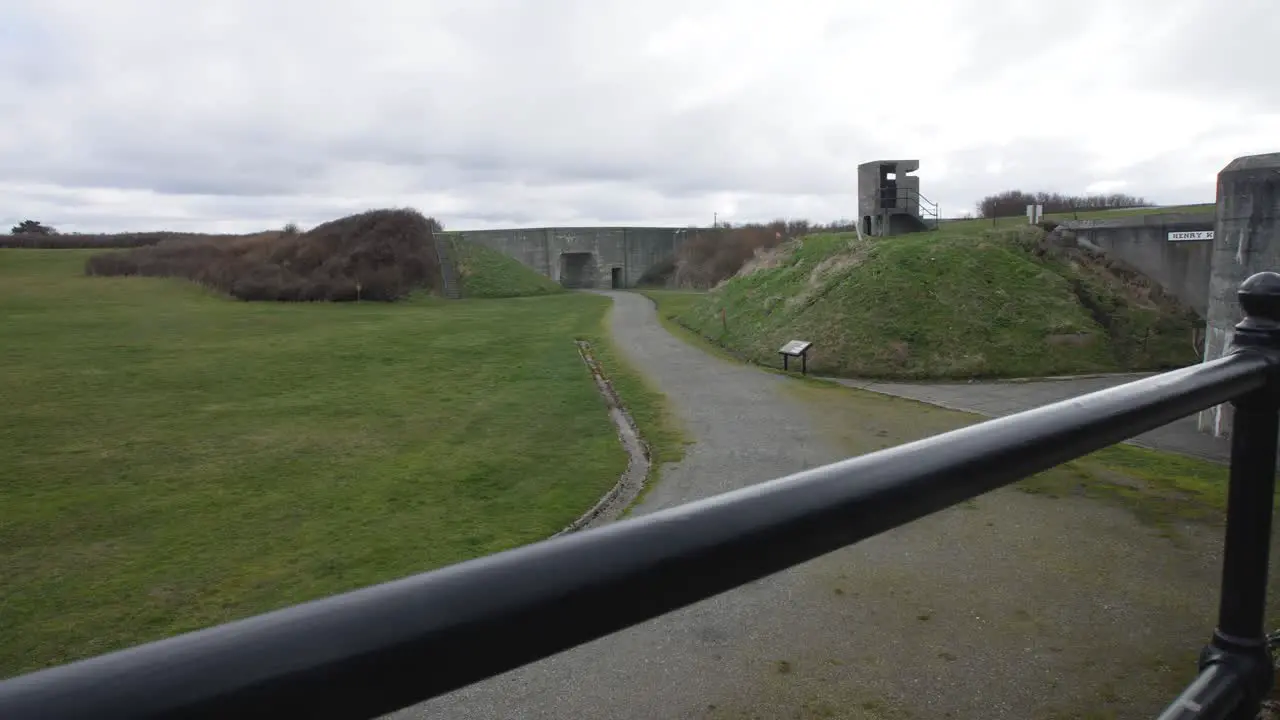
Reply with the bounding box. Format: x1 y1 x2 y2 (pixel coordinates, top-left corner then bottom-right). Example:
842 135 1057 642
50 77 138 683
1168 230 1214 242
778 340 812 356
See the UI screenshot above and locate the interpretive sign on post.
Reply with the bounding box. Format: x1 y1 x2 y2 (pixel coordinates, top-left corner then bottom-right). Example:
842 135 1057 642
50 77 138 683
1168 230 1214 242
778 340 813 375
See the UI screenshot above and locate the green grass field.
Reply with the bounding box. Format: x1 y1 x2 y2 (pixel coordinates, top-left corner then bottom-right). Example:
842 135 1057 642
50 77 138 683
0 250 679 678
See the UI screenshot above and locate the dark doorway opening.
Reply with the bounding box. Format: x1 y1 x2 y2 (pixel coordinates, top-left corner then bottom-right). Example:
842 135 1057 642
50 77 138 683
559 253 596 289
610 267 623 289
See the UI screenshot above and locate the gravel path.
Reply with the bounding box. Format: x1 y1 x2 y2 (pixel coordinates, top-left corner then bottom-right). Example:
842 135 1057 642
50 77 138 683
829 375 1231 463
388 292 1234 720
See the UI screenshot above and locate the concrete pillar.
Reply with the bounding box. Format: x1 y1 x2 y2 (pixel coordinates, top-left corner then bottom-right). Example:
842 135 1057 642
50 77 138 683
1197 152 1280 438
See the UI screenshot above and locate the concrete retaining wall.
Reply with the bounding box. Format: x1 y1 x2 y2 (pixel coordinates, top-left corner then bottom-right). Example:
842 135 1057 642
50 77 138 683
1059 213 1215 318
446 227 688 289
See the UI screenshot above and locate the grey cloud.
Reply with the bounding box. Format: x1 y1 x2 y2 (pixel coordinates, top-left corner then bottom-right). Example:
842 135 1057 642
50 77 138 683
945 0 1113 85
0 0 1273 232
1129 0 1280 112
929 138 1217 215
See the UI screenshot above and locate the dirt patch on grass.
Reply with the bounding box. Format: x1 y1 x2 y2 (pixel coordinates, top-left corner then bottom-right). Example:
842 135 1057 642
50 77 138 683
783 243 872 312
1046 332 1096 347
886 341 910 365
736 242 795 278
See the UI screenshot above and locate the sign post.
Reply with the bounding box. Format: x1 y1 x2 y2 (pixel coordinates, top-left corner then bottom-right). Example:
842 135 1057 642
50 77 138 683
777 340 813 375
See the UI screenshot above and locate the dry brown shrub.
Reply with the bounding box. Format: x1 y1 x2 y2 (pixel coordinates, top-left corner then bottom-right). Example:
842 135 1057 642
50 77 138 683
634 220 848 288
83 209 441 302
977 190 1150 219
672 225 785 288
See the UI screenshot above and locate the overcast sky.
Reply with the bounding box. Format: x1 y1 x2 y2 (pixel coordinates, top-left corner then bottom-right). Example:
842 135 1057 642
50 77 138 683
2 0 1277 233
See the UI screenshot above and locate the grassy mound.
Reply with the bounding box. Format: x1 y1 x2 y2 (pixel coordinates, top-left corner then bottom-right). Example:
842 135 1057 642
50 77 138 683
671 226 1202 379
446 235 564 298
84 209 439 302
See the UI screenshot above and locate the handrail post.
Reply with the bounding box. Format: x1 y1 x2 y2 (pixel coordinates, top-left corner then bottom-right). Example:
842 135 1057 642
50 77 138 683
1159 271 1280 720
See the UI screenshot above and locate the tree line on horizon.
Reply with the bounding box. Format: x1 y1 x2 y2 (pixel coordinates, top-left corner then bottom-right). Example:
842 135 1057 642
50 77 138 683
9 183 1158 239
10 186 1154 240
3 215 445 249
974 189 1151 219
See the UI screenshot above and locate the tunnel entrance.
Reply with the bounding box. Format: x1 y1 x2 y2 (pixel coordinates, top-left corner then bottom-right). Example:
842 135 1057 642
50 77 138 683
559 252 597 289
610 267 623 289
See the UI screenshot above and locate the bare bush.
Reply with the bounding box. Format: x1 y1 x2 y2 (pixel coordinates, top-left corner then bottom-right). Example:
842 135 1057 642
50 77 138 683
641 219 858 289
84 209 443 302
977 190 1150 219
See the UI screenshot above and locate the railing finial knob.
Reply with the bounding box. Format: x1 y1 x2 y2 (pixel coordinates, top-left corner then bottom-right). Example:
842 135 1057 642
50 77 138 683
1238 272 1280 323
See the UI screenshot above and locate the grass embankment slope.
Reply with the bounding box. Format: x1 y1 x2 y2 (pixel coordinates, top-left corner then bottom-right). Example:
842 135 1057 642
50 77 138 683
0 249 679 678
445 235 564 298
669 225 1202 380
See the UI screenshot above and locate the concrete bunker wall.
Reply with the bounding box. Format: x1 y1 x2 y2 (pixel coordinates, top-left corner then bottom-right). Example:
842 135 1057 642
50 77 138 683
857 159 926 237
1059 213 1215 318
450 227 686 289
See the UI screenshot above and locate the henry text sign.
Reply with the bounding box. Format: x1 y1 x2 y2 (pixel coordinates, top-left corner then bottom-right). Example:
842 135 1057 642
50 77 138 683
1168 230 1214 242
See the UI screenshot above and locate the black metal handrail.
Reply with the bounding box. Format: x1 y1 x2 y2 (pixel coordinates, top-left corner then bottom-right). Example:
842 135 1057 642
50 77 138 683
879 186 941 229
3 276 1280 719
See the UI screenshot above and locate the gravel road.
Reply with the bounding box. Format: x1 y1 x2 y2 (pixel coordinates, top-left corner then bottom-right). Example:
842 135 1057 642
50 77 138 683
388 291 1235 720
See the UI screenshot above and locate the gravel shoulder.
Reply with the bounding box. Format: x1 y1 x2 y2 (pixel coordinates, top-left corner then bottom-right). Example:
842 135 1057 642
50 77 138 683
829 375 1231 463
389 291 1241 720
